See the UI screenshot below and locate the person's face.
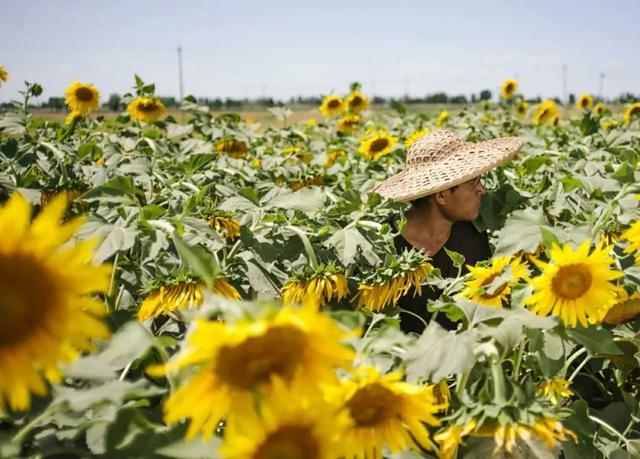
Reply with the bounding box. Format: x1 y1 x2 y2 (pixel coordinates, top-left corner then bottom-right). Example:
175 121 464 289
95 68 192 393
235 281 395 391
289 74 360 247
435 176 486 221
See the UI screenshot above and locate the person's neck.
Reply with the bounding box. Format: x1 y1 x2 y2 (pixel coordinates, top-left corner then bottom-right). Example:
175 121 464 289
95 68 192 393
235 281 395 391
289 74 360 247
401 204 453 255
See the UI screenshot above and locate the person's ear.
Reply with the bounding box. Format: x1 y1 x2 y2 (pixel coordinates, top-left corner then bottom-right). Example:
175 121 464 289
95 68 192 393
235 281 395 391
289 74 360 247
433 191 447 205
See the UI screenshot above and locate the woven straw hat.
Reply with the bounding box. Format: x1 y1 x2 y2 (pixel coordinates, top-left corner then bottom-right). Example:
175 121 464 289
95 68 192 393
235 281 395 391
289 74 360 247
373 129 523 202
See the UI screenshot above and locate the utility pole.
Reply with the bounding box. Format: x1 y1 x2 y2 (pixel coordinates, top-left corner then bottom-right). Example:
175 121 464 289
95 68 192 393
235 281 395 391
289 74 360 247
598 72 606 101
562 64 567 104
177 46 184 101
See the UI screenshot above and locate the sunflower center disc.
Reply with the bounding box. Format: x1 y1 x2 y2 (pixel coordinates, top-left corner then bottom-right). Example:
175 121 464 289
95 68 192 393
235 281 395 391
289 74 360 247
75 87 95 102
215 325 308 390
552 264 593 300
350 96 362 107
254 424 320 459
327 99 341 109
369 138 389 153
346 383 397 427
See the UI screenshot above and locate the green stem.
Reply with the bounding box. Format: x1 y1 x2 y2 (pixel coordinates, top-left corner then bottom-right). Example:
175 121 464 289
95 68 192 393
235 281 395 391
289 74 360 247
490 357 507 404
13 404 58 445
568 355 592 382
589 415 631 451
286 225 318 268
562 346 588 377
513 339 526 378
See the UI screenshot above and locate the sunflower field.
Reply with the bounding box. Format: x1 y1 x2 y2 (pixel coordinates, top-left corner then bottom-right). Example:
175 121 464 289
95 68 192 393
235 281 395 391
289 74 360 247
1 73 640 459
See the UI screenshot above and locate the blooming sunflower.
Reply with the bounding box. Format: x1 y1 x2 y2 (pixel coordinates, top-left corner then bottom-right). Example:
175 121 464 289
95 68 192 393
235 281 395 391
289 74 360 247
576 93 593 110
345 91 370 113
624 102 640 126
0 64 9 83
354 262 432 312
515 100 529 116
358 131 398 161
602 118 619 130
533 99 559 126
592 102 606 117
324 149 346 168
337 114 360 133
603 291 640 325
208 214 241 240
462 256 529 307
404 128 430 149
0 193 111 411
327 366 441 459
137 278 240 321
127 96 166 122
64 110 83 126
149 304 355 439
216 139 248 159
64 81 100 114
621 220 640 263
525 240 623 327
220 377 350 459
435 110 449 127
281 270 349 308
500 79 518 100
537 378 573 405
319 94 345 117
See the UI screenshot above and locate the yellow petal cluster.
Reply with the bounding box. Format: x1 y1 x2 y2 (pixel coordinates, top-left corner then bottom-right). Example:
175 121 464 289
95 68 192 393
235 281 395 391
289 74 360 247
216 139 248 159
64 81 100 114
537 378 574 405
281 272 349 308
533 99 559 126
208 214 241 239
500 79 518 100
462 256 529 307
127 96 166 122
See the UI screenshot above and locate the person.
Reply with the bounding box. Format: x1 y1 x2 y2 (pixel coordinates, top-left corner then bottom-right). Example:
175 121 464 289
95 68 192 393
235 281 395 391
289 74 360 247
373 129 523 334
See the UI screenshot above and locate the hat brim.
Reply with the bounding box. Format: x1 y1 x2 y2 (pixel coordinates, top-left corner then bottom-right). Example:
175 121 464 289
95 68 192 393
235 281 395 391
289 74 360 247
373 136 523 202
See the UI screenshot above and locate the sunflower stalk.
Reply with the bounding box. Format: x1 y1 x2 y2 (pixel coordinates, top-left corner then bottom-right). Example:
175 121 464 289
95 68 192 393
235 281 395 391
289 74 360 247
285 225 318 268
489 354 507 404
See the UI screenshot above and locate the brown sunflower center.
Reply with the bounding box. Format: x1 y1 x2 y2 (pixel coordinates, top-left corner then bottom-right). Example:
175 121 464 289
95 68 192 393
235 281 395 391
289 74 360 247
480 273 509 299
0 253 60 348
349 96 363 107
505 83 514 93
345 383 398 427
630 106 640 118
75 87 95 102
580 99 588 108
327 99 341 109
369 138 390 153
254 424 320 459
138 100 159 112
552 264 592 300
215 325 308 390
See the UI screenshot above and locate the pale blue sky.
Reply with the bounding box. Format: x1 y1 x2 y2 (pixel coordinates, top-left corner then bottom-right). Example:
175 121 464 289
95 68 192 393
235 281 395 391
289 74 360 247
1 0 638 103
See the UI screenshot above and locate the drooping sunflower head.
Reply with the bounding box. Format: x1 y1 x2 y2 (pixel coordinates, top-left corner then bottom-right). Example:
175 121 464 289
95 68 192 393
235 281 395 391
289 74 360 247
208 213 241 239
221 377 350 459
151 304 355 439
0 64 8 83
576 93 594 110
324 149 346 168
592 102 606 117
621 219 640 264
462 256 529 308
623 102 640 126
345 91 370 113
336 113 360 133
500 79 518 100
603 291 640 325
515 100 529 116
319 94 345 117
357 130 398 161
127 96 166 122
435 110 449 127
216 139 248 159
0 193 111 411
602 118 619 130
328 366 441 458
525 240 624 327
533 100 559 126
64 81 100 114
64 110 84 126
40 188 87 207
404 128 430 149
282 145 313 164
281 268 349 308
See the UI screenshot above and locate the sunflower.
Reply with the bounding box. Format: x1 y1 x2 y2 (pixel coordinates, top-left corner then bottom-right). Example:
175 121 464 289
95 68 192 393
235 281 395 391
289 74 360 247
404 128 430 149
324 149 346 168
533 100 559 126
64 110 83 126
525 240 623 327
327 366 441 459
345 91 370 113
500 79 518 100
149 304 355 439
592 102 606 117
602 118 619 130
220 377 350 459
435 110 449 127
281 271 349 308
305 117 317 128
319 94 345 117
624 102 640 126
576 93 593 110
127 96 166 122
358 131 398 161
462 256 529 307
603 291 640 325
208 214 241 239
434 419 477 459
216 139 248 159
515 100 528 116
537 378 573 405
0 64 9 83
354 262 432 312
64 81 100 114
137 278 240 321
621 220 640 263
337 114 360 133
0 193 111 411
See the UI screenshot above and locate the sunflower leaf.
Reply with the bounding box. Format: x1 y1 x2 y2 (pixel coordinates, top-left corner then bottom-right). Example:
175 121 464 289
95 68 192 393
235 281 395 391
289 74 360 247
173 234 219 287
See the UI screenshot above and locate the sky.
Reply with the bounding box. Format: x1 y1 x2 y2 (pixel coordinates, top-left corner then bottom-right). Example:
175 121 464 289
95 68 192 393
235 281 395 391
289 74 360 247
1 0 639 103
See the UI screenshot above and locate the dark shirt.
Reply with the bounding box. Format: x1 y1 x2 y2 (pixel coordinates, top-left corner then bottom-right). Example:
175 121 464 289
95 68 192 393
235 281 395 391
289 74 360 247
394 221 492 334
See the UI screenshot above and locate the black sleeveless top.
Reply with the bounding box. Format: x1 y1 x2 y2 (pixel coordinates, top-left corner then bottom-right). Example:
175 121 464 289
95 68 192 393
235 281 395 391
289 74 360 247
394 221 492 334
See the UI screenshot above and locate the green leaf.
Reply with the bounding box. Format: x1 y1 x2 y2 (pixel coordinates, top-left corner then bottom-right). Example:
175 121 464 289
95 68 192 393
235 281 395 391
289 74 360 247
94 224 138 263
325 227 380 266
82 176 139 203
567 326 623 355
494 208 547 256
173 234 219 286
267 187 326 212
77 142 102 159
562 400 598 459
155 436 220 458
444 248 465 269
